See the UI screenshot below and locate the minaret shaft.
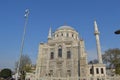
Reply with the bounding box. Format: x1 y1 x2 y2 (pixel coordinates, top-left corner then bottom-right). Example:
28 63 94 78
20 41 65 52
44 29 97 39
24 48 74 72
48 27 52 39
94 21 103 64
95 35 103 63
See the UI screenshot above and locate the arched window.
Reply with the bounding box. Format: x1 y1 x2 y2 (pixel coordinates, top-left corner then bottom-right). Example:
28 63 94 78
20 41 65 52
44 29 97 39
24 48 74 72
96 68 99 74
61 33 63 36
57 34 58 37
101 68 104 74
67 70 71 76
66 33 69 37
49 70 53 76
67 51 71 59
72 34 74 37
58 46 62 57
90 68 92 74
50 52 54 59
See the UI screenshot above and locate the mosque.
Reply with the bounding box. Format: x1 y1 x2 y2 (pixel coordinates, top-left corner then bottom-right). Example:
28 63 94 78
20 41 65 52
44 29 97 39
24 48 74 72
35 21 106 80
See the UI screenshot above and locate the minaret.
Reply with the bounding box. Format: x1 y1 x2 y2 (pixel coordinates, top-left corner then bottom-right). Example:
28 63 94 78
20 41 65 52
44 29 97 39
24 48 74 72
48 27 52 39
94 20 103 64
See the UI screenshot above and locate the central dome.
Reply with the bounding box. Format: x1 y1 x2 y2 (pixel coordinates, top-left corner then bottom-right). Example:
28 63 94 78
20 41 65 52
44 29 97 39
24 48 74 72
53 25 79 40
57 25 75 31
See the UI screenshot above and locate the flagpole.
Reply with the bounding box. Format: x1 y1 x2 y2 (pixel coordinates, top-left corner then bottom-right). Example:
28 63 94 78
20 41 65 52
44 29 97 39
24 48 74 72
16 9 29 80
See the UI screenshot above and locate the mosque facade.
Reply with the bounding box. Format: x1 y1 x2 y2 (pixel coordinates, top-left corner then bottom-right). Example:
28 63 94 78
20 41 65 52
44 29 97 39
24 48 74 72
35 21 106 80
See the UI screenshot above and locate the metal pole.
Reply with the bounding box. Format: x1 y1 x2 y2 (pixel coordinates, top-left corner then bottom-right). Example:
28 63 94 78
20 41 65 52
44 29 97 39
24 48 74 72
16 9 29 80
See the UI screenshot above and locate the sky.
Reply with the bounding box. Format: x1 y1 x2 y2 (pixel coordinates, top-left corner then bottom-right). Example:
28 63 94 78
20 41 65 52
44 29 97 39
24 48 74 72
0 0 120 70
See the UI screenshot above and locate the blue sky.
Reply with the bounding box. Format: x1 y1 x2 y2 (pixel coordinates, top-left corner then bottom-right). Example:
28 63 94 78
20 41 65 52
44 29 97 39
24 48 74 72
0 0 120 70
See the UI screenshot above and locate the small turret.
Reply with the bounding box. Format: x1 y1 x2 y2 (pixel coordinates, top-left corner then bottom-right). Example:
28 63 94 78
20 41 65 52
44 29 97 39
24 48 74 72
48 27 52 39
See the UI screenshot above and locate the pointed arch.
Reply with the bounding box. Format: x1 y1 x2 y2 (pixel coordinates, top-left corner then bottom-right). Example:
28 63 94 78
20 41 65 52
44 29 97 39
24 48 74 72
58 45 62 57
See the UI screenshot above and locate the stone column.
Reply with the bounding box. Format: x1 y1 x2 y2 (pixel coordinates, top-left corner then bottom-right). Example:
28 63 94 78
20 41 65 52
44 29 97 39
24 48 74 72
62 43 66 77
71 43 74 77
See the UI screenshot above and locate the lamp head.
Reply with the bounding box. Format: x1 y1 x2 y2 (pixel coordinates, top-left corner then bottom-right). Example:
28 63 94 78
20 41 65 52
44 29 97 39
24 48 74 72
115 29 120 34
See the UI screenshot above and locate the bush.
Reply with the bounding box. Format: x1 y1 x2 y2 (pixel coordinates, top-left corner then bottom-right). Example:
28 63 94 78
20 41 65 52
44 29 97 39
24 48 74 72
0 68 12 79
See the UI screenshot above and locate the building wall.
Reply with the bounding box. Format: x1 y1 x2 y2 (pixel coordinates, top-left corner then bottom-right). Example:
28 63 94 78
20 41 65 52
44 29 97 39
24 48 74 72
35 26 106 80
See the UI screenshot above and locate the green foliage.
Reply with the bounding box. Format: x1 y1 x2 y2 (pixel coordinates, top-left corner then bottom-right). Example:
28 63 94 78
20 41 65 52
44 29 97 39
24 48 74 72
15 54 32 79
88 59 98 64
102 48 120 75
23 64 32 72
0 68 12 79
16 54 31 70
115 64 120 75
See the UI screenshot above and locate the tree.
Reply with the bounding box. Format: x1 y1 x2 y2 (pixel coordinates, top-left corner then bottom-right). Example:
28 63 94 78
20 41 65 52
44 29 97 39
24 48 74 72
88 59 98 64
15 54 32 79
102 48 120 75
16 54 32 71
0 68 12 79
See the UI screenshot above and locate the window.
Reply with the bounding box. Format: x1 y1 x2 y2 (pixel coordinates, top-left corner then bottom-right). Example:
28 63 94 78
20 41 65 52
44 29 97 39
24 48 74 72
67 33 69 37
50 52 54 59
49 70 53 76
61 33 63 36
67 51 71 59
101 68 104 74
58 48 62 57
96 68 99 74
72 34 74 37
97 78 100 80
67 70 71 76
58 46 62 57
90 68 93 74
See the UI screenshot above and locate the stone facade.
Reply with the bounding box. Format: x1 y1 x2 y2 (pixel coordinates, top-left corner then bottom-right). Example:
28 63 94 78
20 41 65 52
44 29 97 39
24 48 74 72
35 24 106 80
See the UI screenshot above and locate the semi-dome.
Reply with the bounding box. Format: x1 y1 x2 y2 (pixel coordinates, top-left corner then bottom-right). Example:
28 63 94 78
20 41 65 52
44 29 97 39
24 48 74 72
57 25 75 31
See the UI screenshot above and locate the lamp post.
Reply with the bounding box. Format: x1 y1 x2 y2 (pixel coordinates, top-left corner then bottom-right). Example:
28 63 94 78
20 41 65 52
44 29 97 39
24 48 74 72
114 29 120 34
16 9 29 80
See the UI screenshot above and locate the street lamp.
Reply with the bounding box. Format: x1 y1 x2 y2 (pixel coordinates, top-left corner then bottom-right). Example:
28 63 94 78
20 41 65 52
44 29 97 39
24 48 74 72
16 9 29 80
114 29 120 34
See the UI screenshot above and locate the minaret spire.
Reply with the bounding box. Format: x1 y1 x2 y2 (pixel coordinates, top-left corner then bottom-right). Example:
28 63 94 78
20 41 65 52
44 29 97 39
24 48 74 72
94 20 99 33
94 20 103 64
48 27 52 39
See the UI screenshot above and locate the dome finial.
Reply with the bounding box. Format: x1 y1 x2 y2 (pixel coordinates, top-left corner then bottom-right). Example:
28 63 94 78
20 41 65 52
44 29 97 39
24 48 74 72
63 22 67 26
